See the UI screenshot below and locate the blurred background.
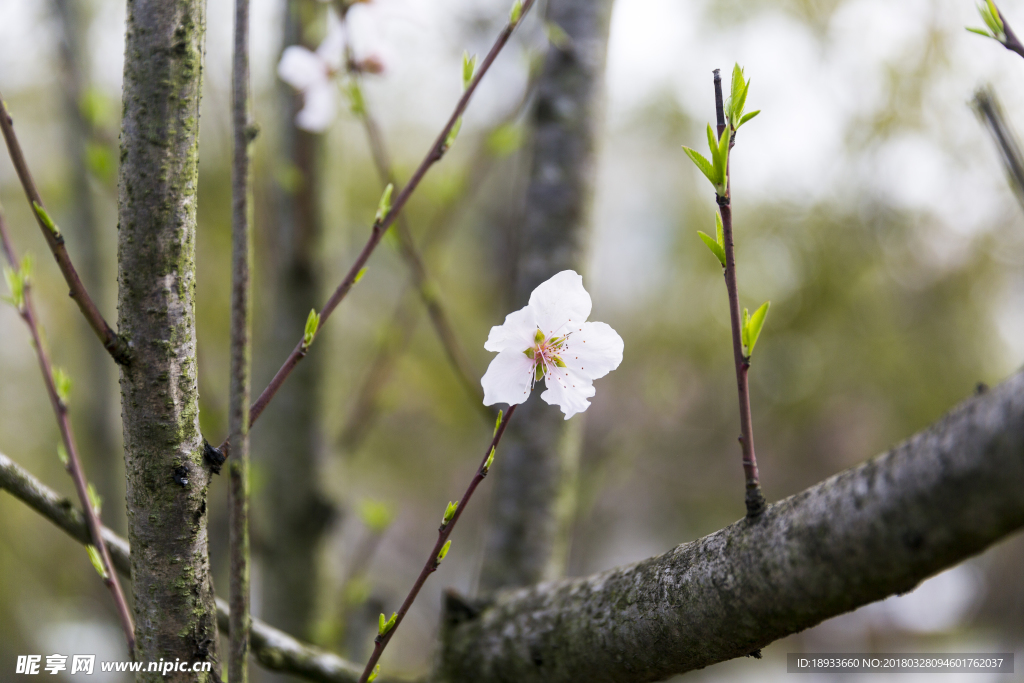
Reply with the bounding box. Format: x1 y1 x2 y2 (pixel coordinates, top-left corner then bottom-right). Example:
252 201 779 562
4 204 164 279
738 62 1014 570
1 0 1022 680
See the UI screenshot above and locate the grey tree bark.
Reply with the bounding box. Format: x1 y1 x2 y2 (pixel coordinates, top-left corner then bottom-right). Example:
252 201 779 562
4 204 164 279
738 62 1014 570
440 373 1024 683
51 0 120 493
116 1 218 678
255 0 334 643
480 0 616 591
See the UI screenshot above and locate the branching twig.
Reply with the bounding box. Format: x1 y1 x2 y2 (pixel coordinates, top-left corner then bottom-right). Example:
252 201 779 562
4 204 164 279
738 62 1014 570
356 405 517 683
229 0 255 678
341 16 484 415
0 96 130 365
0 212 135 652
713 70 765 517
217 0 537 457
0 452 414 683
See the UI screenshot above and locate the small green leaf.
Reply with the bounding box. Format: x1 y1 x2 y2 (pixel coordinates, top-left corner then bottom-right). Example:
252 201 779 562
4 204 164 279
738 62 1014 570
739 110 761 126
493 409 503 436
745 301 770 358
544 21 571 50
303 309 320 348
984 0 1005 34
462 51 478 90
33 202 61 240
57 443 69 467
741 307 751 351
53 367 72 403
354 267 368 284
375 183 394 223
509 0 523 24
367 665 381 683
378 612 386 635
3 266 24 309
682 147 716 187
436 539 452 564
697 231 726 267
442 500 459 526
486 123 524 158
86 545 108 580
378 611 397 636
443 116 463 151
346 80 365 116
360 500 395 533
715 211 725 248
483 446 496 472
966 26 994 36
87 483 103 515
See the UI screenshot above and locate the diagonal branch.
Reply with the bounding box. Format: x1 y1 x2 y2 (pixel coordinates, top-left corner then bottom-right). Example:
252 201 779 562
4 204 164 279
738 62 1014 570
340 14 484 414
0 451 412 683
217 0 538 456
0 96 130 365
440 371 1024 683
973 86 1024 208
0 211 135 653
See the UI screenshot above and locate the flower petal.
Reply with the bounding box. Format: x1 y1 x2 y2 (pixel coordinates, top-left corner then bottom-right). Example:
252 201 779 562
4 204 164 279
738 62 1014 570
278 46 328 91
481 349 534 407
484 305 537 353
317 9 346 72
560 321 623 381
528 270 592 337
540 365 595 419
296 83 338 133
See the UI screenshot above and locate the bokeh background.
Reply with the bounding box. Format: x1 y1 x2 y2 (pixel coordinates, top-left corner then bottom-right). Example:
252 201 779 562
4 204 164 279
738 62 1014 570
1 0 1022 680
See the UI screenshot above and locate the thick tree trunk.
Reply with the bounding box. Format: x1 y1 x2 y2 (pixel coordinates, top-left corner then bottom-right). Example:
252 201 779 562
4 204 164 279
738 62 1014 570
440 373 1024 683
116 1 217 678
256 0 334 643
479 0 616 591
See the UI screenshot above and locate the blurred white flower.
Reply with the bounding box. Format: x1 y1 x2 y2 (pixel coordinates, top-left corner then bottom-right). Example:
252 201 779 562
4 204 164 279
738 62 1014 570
481 270 623 419
277 10 346 132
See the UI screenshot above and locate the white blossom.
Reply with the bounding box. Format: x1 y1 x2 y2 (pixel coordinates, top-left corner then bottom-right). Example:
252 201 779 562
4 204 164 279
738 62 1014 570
481 270 623 419
277 11 345 132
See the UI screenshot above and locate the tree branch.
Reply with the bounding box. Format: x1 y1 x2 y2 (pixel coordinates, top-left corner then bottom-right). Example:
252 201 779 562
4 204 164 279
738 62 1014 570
973 86 1024 208
0 452 412 683
230 0 255 677
0 95 130 365
440 371 1024 683
0 211 135 653
220 0 537 456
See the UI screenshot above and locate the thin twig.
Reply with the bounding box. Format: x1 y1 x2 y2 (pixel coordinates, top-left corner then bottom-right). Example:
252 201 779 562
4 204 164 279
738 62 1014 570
0 95 130 365
713 70 765 518
356 405 517 683
973 86 1024 209
997 6 1024 58
0 452 415 683
217 0 537 456
341 16 485 414
229 0 255 678
0 211 136 652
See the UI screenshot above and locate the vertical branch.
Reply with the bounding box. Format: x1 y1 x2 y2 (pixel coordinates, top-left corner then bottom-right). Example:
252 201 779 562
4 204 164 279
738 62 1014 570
713 70 765 518
257 0 334 642
229 0 255 679
479 0 615 592
0 211 135 653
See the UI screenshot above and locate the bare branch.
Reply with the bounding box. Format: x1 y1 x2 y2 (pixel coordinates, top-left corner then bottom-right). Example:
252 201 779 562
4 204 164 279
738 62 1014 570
0 211 135 652
973 86 1024 208
0 452 414 683
440 372 1024 683
0 95 130 364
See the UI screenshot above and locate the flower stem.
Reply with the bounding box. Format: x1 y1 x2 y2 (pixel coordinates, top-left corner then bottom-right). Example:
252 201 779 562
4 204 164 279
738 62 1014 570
217 0 537 457
0 210 136 653
713 69 765 518
355 404 517 683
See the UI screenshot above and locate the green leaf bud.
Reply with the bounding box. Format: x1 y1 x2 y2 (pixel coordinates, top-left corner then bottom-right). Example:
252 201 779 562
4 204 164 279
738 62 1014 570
32 202 61 240
442 500 459 526
436 539 452 565
375 183 394 223
86 545 108 580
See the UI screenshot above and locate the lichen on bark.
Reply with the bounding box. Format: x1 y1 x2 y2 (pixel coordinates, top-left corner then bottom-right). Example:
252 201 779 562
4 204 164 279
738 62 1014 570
116 0 217 679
